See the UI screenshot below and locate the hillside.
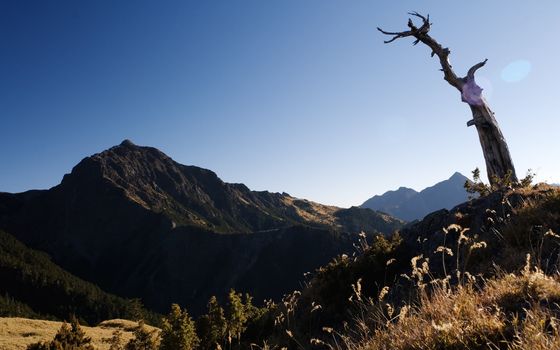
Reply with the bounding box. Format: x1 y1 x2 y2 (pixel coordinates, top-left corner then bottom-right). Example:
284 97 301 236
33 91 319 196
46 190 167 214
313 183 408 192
260 184 560 349
361 172 470 221
3 178 560 349
0 229 157 325
0 140 403 315
0 318 159 350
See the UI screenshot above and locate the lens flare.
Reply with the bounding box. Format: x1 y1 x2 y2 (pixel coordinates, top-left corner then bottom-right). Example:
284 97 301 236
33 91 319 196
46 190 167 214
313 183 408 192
476 76 493 100
501 60 532 82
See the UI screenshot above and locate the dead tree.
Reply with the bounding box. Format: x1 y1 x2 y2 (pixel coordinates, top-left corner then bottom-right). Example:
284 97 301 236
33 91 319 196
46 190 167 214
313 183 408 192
378 12 518 186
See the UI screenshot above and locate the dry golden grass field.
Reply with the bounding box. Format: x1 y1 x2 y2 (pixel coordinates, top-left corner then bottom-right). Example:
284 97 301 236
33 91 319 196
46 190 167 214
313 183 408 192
0 317 160 350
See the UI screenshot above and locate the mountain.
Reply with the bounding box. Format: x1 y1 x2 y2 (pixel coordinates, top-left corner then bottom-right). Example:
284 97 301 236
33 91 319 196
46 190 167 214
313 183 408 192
0 140 403 315
0 229 158 325
360 172 470 222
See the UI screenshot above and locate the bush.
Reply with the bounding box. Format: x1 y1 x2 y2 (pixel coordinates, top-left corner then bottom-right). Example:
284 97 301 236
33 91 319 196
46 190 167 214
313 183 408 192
160 304 199 350
124 321 159 350
197 296 227 350
27 316 94 350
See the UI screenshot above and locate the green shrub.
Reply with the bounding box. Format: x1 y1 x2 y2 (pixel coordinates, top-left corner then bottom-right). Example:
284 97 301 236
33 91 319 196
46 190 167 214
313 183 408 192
160 304 199 350
26 316 94 350
197 296 227 350
124 321 158 350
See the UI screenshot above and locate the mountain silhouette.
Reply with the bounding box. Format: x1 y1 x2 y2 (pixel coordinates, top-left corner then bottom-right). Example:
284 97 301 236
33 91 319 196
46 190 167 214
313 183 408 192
360 172 470 222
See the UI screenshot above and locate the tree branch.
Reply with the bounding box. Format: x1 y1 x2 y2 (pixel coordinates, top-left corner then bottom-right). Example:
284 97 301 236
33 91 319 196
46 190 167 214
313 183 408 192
466 59 488 82
408 11 428 23
377 12 466 91
376 27 414 44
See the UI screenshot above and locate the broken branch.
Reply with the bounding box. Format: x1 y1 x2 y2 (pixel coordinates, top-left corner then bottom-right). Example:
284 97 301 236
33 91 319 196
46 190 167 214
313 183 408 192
466 59 488 82
376 27 414 44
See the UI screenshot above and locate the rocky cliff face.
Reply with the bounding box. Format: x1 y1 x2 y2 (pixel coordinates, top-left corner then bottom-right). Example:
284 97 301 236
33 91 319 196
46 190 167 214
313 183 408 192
0 140 403 314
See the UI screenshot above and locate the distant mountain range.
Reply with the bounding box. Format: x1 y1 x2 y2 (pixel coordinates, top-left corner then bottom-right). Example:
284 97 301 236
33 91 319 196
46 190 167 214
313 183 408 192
0 140 403 315
360 172 471 222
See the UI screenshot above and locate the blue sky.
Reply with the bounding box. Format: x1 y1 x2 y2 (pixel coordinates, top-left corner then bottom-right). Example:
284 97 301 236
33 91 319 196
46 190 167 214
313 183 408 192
1 1 558 207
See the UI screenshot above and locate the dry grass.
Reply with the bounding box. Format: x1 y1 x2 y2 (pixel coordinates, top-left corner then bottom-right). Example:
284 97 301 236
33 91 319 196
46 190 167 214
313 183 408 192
507 307 560 350
0 318 160 350
280 196 340 227
354 261 560 350
347 187 560 350
359 285 503 349
498 186 560 269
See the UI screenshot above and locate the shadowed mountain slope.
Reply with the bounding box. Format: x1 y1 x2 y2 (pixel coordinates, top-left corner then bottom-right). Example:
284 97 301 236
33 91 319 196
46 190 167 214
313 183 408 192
0 229 157 325
0 140 402 315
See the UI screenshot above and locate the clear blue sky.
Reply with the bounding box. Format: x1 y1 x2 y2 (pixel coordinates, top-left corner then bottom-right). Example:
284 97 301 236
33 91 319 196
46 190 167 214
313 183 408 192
1 1 558 207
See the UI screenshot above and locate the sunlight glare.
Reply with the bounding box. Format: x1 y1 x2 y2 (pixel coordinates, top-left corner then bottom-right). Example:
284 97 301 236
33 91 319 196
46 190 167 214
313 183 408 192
501 60 532 82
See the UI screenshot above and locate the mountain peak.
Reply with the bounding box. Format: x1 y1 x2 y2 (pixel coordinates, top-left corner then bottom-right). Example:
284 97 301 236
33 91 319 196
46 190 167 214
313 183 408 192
59 142 403 235
361 172 470 221
396 186 416 192
119 139 136 147
449 172 467 181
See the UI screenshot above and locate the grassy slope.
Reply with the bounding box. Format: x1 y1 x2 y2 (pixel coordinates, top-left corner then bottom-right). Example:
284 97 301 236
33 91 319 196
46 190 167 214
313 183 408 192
265 185 560 349
356 265 560 350
350 185 560 349
0 318 159 350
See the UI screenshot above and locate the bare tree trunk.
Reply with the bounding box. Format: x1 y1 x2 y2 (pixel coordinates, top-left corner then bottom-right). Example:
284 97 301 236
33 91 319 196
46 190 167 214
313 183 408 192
378 13 518 186
468 102 517 182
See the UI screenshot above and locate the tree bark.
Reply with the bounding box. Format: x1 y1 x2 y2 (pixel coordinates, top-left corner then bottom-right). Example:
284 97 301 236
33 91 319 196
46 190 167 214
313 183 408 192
378 13 518 185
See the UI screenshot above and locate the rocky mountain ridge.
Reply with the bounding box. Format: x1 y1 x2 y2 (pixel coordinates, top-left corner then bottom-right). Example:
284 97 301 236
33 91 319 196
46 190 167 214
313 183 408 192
59 139 401 233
